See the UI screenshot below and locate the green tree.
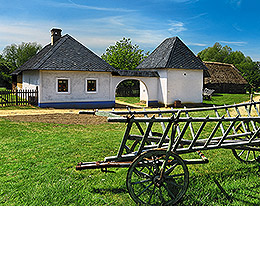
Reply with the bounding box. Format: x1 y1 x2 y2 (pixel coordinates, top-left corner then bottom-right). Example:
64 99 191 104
0 42 42 88
102 38 149 97
0 55 13 88
198 42 260 89
3 42 42 70
101 37 149 70
198 43 232 63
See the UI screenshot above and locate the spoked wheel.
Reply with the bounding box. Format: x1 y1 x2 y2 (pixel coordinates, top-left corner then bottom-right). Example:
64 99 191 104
232 122 260 163
232 147 260 163
127 149 189 206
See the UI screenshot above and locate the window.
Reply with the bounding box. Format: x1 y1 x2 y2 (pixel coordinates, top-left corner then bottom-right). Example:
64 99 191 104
57 78 70 93
86 79 98 93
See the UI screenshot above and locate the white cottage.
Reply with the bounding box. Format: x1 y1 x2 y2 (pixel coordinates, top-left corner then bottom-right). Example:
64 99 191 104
136 37 208 105
12 28 208 108
12 28 117 108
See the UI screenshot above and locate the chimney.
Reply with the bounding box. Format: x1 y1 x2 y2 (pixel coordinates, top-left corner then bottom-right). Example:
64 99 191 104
51 28 62 45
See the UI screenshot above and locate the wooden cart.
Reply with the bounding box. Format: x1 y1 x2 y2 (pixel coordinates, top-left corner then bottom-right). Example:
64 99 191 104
76 101 260 205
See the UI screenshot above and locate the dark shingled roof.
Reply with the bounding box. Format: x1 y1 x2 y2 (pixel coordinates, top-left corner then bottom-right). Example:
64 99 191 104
137 37 207 70
204 62 249 85
12 34 116 75
112 70 160 77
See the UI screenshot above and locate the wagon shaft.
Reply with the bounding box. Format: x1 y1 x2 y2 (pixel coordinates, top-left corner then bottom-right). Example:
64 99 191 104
76 161 132 170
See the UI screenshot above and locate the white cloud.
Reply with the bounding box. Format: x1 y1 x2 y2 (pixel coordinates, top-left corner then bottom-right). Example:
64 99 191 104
188 42 208 47
70 15 169 54
219 40 247 46
232 23 243 32
229 0 242 7
168 21 187 34
0 13 185 56
45 0 135 12
0 20 53 51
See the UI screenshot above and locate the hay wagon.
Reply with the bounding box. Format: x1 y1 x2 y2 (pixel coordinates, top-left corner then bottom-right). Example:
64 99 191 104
76 101 260 205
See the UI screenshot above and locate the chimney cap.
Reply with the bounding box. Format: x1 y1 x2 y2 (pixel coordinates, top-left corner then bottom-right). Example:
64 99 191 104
51 28 62 34
50 28 62 45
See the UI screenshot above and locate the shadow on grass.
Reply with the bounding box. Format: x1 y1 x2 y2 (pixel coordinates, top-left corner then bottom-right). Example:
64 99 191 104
92 187 127 194
180 164 260 206
209 166 260 205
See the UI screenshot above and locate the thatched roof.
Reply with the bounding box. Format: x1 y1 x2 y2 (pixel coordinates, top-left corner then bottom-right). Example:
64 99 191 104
204 61 248 85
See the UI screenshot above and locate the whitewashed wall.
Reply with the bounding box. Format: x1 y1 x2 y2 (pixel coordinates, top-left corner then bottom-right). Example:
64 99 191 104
21 68 203 108
39 70 114 107
140 81 148 103
22 71 39 90
156 70 168 105
167 69 203 105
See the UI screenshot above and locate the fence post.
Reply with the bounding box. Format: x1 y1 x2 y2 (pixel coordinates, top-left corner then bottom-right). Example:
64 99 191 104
15 88 18 106
36 86 39 106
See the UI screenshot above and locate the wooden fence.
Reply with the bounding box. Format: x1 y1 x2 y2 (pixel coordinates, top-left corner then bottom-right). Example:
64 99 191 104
0 87 38 107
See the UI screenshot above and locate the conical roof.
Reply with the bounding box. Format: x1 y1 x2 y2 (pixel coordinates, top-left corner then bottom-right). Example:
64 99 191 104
137 37 207 70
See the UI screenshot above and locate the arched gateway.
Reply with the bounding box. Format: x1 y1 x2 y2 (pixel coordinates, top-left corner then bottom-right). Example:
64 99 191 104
111 70 159 107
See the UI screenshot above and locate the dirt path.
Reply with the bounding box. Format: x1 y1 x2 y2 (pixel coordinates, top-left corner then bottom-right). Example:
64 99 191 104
0 108 81 117
1 95 260 125
0 108 108 125
228 94 260 117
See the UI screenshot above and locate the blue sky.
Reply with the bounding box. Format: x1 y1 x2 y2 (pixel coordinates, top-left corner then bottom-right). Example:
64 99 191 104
0 0 260 60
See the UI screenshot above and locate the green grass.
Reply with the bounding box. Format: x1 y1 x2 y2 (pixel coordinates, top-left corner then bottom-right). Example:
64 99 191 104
117 93 253 107
203 93 252 106
0 115 259 206
116 96 146 106
0 105 40 110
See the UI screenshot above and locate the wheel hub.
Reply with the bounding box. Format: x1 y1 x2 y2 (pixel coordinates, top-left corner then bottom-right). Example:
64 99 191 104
153 175 163 187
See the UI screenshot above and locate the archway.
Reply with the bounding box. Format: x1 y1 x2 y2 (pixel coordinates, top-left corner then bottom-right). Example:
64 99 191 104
115 79 149 107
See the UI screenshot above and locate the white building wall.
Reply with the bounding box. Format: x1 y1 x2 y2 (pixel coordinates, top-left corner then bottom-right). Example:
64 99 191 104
22 71 39 90
140 81 148 102
167 69 203 105
156 70 168 105
39 70 114 108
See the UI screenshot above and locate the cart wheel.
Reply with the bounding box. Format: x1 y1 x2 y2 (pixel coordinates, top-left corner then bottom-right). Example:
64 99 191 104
232 148 260 163
232 122 260 163
127 149 189 206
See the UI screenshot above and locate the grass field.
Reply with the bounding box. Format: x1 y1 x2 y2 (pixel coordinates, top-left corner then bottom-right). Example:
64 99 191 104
0 93 259 206
203 93 253 106
116 93 253 107
116 96 146 106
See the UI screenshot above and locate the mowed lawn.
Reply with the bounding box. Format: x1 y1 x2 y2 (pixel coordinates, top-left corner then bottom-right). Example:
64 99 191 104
116 92 254 107
0 93 259 206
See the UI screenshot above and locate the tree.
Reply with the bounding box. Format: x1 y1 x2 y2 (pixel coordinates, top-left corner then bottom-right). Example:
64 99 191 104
102 38 149 97
101 37 149 70
198 42 260 90
0 42 42 88
3 42 42 70
198 43 232 63
0 55 13 88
